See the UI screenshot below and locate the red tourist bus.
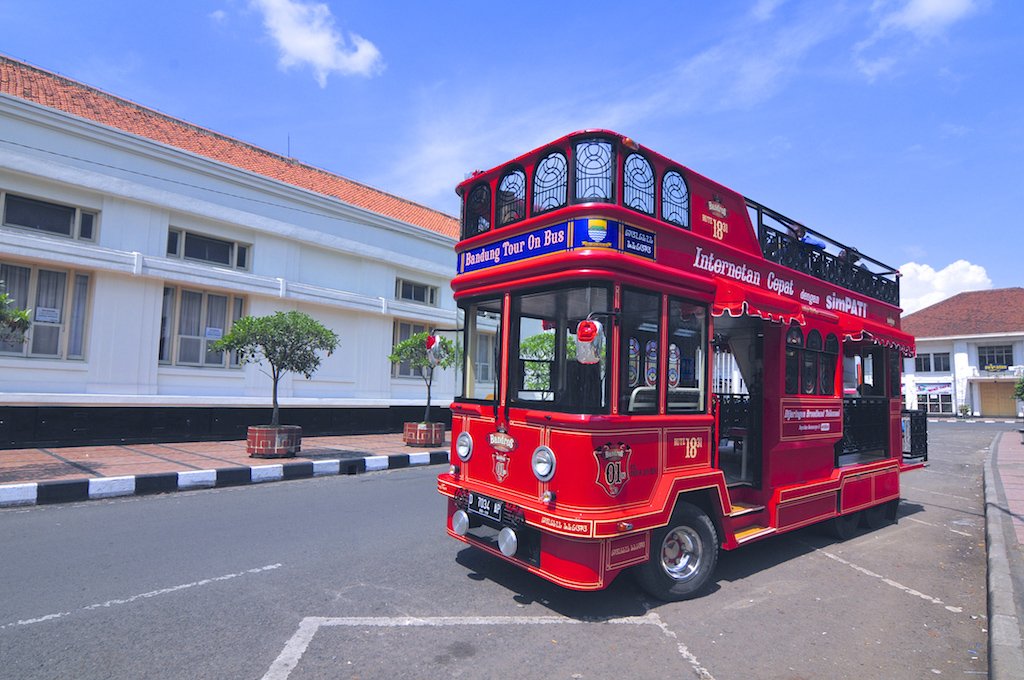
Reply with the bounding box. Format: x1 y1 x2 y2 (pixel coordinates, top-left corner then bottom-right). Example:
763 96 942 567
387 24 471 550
437 130 927 600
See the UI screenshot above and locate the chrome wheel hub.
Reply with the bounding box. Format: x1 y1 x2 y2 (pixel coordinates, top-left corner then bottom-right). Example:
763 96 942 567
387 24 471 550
660 526 702 581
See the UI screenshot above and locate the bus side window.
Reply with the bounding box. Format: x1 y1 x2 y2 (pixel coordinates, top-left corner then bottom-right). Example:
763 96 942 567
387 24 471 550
785 324 803 395
620 290 661 414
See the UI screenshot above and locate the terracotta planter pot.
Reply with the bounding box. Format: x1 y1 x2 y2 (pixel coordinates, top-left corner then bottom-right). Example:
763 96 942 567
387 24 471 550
403 422 445 447
247 425 302 458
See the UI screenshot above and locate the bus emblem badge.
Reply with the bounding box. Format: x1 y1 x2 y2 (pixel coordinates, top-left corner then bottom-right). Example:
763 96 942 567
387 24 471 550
493 452 510 483
595 443 631 497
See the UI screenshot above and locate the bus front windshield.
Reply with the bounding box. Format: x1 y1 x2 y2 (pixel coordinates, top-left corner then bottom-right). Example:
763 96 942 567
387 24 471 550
511 285 611 414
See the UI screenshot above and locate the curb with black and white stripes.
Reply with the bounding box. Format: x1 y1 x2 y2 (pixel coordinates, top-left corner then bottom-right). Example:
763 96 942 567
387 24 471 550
0 451 448 508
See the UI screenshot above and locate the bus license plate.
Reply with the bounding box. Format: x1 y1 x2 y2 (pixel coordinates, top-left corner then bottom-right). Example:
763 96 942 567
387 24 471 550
467 492 504 522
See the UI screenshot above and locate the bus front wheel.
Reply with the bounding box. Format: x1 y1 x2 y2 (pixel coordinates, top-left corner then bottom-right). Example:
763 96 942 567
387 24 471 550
635 502 718 601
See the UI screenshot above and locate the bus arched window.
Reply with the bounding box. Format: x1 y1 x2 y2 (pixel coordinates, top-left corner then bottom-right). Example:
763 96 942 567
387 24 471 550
821 333 839 395
532 151 567 214
623 153 654 216
574 139 614 203
662 170 690 229
803 330 822 395
497 168 526 227
785 324 803 395
463 183 491 239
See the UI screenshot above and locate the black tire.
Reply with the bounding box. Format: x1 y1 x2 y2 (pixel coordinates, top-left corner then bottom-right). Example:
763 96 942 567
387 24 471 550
861 504 888 530
829 511 860 540
635 501 718 601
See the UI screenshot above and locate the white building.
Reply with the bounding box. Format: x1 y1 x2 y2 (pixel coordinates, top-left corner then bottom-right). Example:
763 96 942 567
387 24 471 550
0 55 461 447
901 288 1024 418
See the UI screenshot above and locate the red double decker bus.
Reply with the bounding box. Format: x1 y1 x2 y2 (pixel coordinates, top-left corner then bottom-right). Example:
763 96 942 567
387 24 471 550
437 130 927 600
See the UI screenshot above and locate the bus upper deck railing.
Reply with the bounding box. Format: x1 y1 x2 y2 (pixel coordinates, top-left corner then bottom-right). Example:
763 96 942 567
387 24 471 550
749 200 900 306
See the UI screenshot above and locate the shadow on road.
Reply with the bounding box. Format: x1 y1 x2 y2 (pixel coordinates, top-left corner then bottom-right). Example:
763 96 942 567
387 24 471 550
452 500 926 619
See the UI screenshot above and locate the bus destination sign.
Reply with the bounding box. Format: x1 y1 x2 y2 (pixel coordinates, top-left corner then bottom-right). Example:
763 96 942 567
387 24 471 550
459 218 656 274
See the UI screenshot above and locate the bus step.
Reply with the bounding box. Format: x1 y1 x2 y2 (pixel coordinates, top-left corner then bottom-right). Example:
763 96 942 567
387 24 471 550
734 525 776 544
728 501 765 518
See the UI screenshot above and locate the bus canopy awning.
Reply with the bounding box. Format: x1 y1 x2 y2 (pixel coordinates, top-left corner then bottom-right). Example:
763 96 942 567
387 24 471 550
711 280 805 326
844 320 916 357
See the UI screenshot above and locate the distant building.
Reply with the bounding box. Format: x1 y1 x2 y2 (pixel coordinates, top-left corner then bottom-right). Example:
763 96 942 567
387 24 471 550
0 55 461 447
901 288 1024 418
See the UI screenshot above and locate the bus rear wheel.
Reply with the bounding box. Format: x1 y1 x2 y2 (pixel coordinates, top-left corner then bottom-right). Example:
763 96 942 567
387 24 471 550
635 502 718 601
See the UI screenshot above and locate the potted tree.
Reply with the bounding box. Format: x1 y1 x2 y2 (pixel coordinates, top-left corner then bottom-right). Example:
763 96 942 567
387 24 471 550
0 287 30 345
388 331 457 447
1014 375 1024 444
213 310 338 458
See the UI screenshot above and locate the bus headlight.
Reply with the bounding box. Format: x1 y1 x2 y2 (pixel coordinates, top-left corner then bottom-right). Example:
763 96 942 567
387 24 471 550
531 446 556 482
456 432 474 461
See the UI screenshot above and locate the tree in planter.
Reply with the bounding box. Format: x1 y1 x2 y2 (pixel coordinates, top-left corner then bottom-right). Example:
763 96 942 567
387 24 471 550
389 331 458 423
213 311 339 427
0 283 30 346
1014 374 1024 405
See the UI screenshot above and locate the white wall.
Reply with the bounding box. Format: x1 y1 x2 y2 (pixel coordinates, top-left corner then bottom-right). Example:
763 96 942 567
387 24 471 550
0 94 459 410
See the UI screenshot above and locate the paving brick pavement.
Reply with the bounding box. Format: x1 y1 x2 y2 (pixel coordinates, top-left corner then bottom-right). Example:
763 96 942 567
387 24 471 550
0 433 449 507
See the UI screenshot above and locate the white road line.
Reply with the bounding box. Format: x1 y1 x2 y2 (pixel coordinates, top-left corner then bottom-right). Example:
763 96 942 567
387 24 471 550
812 548 968 614
0 563 282 630
905 516 973 536
902 486 978 504
262 612 714 680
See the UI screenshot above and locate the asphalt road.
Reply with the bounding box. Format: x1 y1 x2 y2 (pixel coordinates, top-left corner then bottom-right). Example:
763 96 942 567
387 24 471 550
0 421 1001 679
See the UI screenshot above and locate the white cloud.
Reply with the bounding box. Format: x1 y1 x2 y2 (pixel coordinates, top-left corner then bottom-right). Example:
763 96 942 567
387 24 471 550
854 0 980 80
250 0 383 87
878 0 978 38
751 0 787 22
210 9 228 22
898 259 991 314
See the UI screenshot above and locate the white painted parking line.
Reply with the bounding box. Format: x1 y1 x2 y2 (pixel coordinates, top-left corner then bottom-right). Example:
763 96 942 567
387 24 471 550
809 546 972 615
905 516 972 536
903 485 979 504
262 612 715 680
0 563 282 630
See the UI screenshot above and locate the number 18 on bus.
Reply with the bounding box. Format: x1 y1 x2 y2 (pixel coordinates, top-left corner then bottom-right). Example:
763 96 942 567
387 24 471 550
437 130 927 600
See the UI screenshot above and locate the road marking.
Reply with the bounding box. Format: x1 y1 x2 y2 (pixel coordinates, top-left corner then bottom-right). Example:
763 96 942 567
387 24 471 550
905 516 972 536
810 547 968 614
0 563 282 630
262 612 714 680
903 486 978 504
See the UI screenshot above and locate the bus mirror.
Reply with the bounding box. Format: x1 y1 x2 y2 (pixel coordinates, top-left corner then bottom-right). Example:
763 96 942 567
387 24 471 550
575 320 604 365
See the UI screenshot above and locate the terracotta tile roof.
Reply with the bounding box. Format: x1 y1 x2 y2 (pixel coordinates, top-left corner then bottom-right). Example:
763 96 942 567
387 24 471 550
902 287 1024 338
0 55 458 240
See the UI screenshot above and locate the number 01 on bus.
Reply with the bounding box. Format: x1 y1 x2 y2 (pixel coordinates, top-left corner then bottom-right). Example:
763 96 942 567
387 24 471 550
437 130 928 600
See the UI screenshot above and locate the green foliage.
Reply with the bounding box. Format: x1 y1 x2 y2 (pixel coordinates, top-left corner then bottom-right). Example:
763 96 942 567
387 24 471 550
0 289 30 345
388 331 458 423
213 311 339 426
1014 374 1024 402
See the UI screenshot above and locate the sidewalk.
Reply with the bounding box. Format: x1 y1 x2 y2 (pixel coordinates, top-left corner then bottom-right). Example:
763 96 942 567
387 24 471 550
0 433 448 507
985 430 1024 678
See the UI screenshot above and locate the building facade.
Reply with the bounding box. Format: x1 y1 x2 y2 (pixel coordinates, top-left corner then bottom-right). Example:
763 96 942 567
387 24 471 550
901 288 1024 418
0 56 462 447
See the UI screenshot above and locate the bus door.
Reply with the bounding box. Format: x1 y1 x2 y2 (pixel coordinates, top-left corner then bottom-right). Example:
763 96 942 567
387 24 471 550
837 343 891 466
713 314 764 486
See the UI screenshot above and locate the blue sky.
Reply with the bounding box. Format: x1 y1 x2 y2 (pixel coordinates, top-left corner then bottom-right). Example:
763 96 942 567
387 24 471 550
2 0 1020 314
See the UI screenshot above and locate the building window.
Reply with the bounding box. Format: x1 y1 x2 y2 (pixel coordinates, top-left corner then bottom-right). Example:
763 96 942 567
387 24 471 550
915 352 951 373
978 345 1013 370
921 393 953 414
0 262 90 359
396 279 438 306
159 286 244 367
2 192 97 241
167 228 250 270
393 320 427 377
